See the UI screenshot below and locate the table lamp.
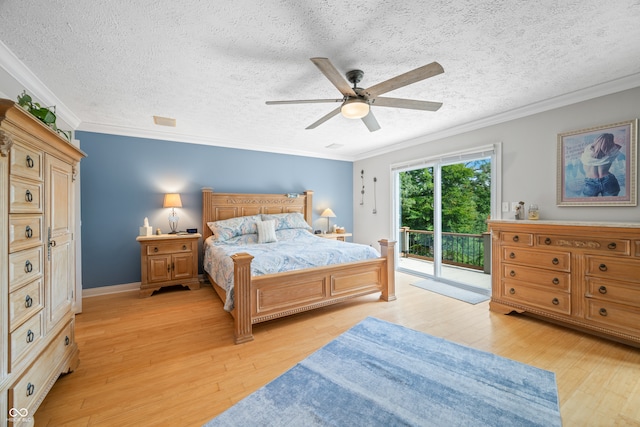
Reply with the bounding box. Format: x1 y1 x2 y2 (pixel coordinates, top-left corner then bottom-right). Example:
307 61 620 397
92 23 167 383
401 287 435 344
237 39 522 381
163 193 182 234
321 208 336 233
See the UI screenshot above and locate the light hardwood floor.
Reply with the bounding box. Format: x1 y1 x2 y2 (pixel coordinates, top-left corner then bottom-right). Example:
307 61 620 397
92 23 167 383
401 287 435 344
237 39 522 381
35 272 640 426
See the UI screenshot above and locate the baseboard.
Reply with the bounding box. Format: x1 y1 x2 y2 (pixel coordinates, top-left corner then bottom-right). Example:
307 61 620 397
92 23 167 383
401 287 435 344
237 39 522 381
82 275 209 298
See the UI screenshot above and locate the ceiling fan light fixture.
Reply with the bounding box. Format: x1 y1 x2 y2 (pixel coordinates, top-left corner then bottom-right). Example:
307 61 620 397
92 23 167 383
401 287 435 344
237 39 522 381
341 99 369 119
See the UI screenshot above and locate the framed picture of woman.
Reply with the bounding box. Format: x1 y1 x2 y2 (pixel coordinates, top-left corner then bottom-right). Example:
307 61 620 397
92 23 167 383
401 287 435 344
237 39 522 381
557 119 637 206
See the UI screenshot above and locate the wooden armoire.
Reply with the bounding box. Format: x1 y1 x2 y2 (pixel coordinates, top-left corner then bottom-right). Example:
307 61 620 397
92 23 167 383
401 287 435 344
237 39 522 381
0 99 85 426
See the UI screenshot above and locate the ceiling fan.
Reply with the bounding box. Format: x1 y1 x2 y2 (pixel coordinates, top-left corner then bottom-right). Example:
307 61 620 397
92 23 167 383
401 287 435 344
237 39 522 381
265 57 444 132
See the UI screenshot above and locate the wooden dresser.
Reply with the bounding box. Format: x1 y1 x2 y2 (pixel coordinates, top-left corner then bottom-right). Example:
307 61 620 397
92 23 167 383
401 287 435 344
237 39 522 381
1 99 85 425
489 220 640 347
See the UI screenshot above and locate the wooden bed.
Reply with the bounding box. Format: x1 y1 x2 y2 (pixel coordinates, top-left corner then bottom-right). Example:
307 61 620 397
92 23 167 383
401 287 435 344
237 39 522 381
201 188 396 344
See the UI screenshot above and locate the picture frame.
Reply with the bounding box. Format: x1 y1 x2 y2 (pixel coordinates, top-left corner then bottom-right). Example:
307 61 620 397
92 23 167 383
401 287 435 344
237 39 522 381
557 119 637 206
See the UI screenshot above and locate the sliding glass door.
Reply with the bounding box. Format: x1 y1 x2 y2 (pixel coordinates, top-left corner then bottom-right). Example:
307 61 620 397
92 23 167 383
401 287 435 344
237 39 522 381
393 145 499 293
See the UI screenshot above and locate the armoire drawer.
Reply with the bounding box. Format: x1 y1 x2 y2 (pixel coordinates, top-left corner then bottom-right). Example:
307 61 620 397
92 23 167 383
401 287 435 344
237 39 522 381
502 263 570 291
502 247 570 271
10 176 43 214
9 214 43 252
10 141 43 181
9 312 43 370
9 245 43 290
9 321 74 413
501 282 571 315
9 278 44 331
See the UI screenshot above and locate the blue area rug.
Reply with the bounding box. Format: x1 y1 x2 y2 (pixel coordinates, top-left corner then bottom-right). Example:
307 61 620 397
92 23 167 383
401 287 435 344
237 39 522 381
411 279 490 304
205 317 561 427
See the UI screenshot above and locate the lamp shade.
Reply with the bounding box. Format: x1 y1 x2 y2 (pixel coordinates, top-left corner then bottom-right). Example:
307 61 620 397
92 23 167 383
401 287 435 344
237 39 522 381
321 208 336 218
341 99 370 119
163 193 182 208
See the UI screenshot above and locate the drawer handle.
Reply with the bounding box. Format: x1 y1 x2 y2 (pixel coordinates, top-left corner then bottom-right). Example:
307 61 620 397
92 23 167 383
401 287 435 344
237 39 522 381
25 294 33 308
25 189 33 202
552 278 559 285
607 242 616 250
552 258 559 265
512 235 519 242
25 260 33 273
26 382 35 396
182 245 187 250
509 270 516 277
65 335 70 346
599 308 608 316
26 329 35 343
154 247 159 253
552 298 559 305
598 286 607 294
26 155 34 168
599 264 607 272
545 238 551 245
509 252 515 259
25 225 33 238
509 288 515 295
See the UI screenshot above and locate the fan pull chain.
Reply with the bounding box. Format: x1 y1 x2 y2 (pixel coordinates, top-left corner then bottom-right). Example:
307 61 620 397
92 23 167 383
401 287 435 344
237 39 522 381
373 177 377 214
360 170 365 205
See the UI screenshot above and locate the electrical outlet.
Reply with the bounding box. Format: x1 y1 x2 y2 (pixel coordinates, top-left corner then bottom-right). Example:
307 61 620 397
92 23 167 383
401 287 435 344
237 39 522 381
502 202 509 212
511 202 518 212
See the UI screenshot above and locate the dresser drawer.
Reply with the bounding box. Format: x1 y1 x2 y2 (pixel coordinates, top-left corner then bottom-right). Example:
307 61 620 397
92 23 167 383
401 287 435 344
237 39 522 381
537 234 630 255
9 320 74 412
9 278 44 331
10 176 43 214
9 312 43 370
585 256 640 282
9 214 43 252
10 141 43 181
585 277 640 307
501 282 571 315
500 232 533 246
585 299 640 336
502 263 570 291
9 246 43 291
502 247 570 271
145 241 193 255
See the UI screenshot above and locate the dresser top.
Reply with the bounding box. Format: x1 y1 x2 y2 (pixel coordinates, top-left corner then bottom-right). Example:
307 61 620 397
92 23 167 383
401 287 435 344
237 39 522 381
488 219 640 229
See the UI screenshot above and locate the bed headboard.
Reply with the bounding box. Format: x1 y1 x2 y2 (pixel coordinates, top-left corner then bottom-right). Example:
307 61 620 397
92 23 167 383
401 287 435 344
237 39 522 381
201 188 314 241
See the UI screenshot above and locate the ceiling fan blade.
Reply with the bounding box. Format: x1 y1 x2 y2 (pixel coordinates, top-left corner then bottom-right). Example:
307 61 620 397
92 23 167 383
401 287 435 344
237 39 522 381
364 62 444 98
372 97 442 111
306 106 342 129
310 57 357 97
266 99 342 105
361 111 381 132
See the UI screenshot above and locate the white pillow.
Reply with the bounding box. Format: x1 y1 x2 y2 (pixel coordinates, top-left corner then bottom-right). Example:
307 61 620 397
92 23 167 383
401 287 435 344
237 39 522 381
256 220 277 243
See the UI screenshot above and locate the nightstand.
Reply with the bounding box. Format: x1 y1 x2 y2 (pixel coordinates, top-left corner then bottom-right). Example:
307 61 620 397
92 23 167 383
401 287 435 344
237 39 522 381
136 233 201 297
317 232 352 242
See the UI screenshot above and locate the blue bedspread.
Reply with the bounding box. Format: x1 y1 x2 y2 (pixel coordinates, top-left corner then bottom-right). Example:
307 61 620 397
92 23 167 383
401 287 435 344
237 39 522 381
203 229 381 311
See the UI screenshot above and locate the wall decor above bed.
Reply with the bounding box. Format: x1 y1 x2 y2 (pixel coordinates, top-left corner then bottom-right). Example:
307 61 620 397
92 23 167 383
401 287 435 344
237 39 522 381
201 188 396 344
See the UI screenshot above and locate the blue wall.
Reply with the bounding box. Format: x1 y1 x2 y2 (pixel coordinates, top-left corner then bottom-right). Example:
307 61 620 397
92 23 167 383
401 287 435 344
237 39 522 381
77 131 353 289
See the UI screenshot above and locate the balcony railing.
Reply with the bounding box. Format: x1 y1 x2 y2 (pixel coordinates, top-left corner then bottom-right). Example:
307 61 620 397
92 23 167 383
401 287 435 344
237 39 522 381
399 227 490 272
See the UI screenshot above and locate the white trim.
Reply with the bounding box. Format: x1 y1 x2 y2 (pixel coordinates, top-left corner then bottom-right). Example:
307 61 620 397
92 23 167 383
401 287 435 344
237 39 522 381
82 282 140 298
0 40 81 128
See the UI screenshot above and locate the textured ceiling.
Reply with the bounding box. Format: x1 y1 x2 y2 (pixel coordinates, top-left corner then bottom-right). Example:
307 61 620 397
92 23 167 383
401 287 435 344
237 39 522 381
1 1 640 160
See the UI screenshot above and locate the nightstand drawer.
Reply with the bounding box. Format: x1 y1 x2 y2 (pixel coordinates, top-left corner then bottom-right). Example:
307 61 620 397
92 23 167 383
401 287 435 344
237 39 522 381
146 241 193 255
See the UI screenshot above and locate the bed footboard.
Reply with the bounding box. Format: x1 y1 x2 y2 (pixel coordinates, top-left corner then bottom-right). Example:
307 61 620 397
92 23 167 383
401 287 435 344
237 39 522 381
230 240 396 344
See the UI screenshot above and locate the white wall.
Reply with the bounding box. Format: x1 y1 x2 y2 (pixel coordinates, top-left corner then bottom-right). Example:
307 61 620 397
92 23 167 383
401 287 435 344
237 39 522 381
353 87 640 247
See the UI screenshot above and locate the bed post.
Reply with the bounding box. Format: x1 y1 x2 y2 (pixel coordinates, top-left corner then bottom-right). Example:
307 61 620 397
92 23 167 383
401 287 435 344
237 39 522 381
202 187 213 241
379 240 397 302
232 252 255 344
303 190 313 226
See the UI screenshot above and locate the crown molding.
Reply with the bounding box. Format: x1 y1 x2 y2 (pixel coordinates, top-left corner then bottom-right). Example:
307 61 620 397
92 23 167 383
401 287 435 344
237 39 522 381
355 72 640 161
0 40 81 128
